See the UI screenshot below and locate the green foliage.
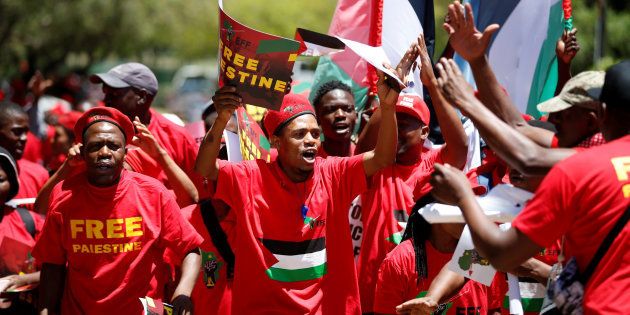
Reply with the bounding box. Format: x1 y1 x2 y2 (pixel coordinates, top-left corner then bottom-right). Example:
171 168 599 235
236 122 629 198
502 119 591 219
0 0 627 77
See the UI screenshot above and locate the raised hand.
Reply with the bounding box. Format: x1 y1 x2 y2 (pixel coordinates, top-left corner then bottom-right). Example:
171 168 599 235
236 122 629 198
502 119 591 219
430 163 473 206
435 58 476 112
417 34 435 86
556 28 580 64
377 40 420 107
212 85 243 121
132 117 164 158
396 296 438 315
66 143 85 168
443 1 499 62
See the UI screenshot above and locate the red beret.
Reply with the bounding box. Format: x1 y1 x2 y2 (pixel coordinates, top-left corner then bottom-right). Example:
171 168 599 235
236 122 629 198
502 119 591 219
57 111 83 132
395 93 430 126
263 94 315 136
74 107 135 144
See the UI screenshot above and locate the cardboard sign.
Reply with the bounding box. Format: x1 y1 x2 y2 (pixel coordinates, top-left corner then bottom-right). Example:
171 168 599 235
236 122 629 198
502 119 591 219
448 225 496 286
236 107 272 162
140 296 173 315
218 0 300 110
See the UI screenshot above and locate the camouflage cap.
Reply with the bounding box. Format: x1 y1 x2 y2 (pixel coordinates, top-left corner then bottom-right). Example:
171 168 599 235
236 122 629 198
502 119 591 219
537 71 604 113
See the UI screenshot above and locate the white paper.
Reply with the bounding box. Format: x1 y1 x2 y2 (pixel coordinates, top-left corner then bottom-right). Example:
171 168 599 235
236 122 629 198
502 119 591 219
419 184 533 224
223 130 243 162
448 225 496 286
336 37 406 87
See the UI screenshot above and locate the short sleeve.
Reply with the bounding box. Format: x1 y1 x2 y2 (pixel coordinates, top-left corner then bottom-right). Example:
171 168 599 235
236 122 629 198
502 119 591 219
512 165 575 248
31 208 66 265
158 190 203 259
214 160 251 210
373 253 408 314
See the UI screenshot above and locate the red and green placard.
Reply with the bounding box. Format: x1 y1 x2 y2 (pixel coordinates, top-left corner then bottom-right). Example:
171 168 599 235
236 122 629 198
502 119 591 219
218 0 300 110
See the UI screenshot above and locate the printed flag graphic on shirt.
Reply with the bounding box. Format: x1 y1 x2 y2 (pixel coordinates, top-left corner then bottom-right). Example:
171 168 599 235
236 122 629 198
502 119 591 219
310 0 434 113
261 237 327 282
455 0 563 118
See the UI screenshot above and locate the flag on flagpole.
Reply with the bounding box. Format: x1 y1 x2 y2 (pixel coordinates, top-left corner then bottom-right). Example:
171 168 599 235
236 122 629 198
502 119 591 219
309 0 435 113
455 0 564 118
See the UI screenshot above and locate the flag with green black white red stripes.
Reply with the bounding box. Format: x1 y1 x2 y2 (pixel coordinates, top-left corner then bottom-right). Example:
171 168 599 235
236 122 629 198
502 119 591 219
261 237 327 282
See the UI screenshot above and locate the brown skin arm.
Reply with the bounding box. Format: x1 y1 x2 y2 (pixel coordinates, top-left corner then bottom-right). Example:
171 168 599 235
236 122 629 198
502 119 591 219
418 32 468 169
435 58 576 176
362 39 422 176
396 264 466 314
509 258 552 284
555 28 580 96
445 2 554 147
34 144 84 214
355 101 381 155
194 86 242 181
430 163 542 271
38 263 66 315
132 117 198 206
171 251 201 315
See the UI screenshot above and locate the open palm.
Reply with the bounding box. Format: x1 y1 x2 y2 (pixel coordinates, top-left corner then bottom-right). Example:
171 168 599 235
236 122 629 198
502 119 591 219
443 1 499 62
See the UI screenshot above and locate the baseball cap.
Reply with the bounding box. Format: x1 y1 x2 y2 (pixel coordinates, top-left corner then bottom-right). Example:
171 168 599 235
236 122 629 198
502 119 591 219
263 94 315 136
537 71 604 113
599 60 630 109
74 107 135 145
90 62 158 96
395 93 430 126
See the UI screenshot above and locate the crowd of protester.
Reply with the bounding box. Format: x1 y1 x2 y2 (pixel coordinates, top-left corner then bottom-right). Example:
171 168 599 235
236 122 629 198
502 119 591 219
0 2 627 314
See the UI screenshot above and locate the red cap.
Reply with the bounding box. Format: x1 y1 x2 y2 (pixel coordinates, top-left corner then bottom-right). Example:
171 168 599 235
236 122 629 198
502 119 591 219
263 94 315 136
74 107 135 144
57 111 83 132
395 94 430 126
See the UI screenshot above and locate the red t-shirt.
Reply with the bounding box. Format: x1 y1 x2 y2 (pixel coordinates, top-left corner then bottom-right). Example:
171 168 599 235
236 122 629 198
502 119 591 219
32 170 203 315
124 109 204 198
0 207 44 276
316 143 355 158
214 155 367 314
512 135 630 314
181 204 235 315
14 159 49 207
358 148 443 312
374 239 491 314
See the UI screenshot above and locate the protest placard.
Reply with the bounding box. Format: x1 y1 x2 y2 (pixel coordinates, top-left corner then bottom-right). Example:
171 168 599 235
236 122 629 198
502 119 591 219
218 0 300 110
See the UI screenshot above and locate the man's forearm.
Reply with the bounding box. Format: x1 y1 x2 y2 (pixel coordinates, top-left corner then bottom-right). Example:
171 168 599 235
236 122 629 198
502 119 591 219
363 105 397 177
35 161 71 214
458 97 573 176
156 151 199 206
173 251 201 299
425 264 466 304
425 82 468 169
195 116 229 180
469 56 554 147
457 194 541 271
39 263 65 315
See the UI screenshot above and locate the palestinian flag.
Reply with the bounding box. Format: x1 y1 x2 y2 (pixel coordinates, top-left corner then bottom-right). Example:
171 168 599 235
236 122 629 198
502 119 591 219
309 0 435 113
455 0 564 118
261 237 327 282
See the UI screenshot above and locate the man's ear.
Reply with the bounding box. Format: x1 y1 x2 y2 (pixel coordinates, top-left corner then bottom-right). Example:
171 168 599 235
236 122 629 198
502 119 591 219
420 124 430 141
270 134 280 149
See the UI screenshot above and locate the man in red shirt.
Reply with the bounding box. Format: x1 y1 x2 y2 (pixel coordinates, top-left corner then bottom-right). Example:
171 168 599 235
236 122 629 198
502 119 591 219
90 63 202 203
430 59 630 314
0 102 49 211
312 80 358 158
194 42 418 313
33 107 202 315
357 34 469 313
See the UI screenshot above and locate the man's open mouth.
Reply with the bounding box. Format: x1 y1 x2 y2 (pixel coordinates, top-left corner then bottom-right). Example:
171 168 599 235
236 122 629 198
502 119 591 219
302 149 317 163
